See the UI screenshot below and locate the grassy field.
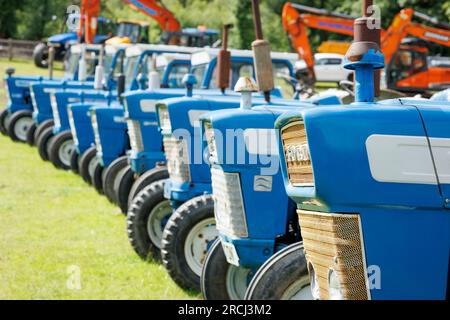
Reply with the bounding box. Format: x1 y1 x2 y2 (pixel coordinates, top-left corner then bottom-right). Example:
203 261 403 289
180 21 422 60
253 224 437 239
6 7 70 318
0 59 196 300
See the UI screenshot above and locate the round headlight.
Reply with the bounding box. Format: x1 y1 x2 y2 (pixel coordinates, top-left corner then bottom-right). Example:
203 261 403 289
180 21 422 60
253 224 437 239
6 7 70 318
328 269 344 300
308 262 320 300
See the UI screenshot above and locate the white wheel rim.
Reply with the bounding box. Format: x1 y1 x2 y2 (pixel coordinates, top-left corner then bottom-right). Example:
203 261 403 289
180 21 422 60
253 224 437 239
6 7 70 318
280 276 313 300
184 217 217 276
58 140 75 166
88 157 98 179
226 265 251 300
147 200 172 249
14 117 33 141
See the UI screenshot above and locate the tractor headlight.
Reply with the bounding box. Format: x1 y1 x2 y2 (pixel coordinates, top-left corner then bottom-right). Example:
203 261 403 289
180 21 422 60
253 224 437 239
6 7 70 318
91 111 102 155
68 107 79 147
164 135 190 183
308 262 321 300
281 121 314 186
158 104 171 132
211 167 248 238
204 122 218 163
328 269 344 300
50 93 61 128
30 86 38 113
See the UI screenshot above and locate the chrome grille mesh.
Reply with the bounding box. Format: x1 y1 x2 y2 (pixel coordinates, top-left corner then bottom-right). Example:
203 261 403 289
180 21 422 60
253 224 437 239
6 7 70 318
163 135 190 183
127 120 144 153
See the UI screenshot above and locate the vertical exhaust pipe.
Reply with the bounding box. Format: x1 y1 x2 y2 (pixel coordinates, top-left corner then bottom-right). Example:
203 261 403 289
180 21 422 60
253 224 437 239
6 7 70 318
217 24 234 94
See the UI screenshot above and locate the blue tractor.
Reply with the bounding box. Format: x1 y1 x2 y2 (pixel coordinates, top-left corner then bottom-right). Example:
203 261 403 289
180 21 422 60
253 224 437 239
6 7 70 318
0 43 105 143
32 16 114 68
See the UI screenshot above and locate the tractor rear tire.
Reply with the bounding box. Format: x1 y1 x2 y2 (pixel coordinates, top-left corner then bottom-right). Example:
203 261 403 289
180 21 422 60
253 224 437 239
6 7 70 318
102 155 128 204
36 126 54 161
201 239 252 300
114 165 135 214
161 195 218 291
127 180 172 261
48 131 75 170
79 146 97 184
26 122 37 146
33 43 49 69
0 109 10 136
91 159 104 194
7 110 34 142
244 242 312 300
127 166 169 207
70 150 80 174
34 120 54 144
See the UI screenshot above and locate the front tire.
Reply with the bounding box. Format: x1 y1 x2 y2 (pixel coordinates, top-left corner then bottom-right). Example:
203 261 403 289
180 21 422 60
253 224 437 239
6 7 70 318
161 195 218 291
127 166 169 207
33 43 49 68
244 242 312 300
102 155 128 204
79 146 97 184
70 150 80 174
114 165 135 214
7 110 34 142
36 126 54 161
91 159 104 194
48 131 75 170
201 239 252 300
26 122 37 146
0 109 11 136
127 180 172 261
34 119 54 144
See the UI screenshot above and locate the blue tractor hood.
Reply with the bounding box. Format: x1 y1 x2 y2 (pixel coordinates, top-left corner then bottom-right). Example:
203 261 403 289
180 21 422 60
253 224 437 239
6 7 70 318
48 33 78 44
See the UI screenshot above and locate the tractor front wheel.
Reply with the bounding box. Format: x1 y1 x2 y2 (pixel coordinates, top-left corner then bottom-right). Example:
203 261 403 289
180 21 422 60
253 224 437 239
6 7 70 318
127 166 169 207
70 150 80 174
48 131 75 170
161 195 218 291
33 43 49 69
34 120 54 144
201 239 252 300
127 180 172 261
244 242 312 300
79 146 97 184
102 155 128 204
36 126 54 161
26 122 37 146
91 159 104 194
113 165 135 214
7 110 34 142
0 109 11 136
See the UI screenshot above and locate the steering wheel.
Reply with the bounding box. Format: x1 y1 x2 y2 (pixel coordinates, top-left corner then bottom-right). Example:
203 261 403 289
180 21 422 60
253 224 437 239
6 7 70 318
339 80 354 96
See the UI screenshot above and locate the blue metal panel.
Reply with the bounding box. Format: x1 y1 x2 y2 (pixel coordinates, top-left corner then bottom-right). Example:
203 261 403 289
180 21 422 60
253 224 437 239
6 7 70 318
70 103 95 154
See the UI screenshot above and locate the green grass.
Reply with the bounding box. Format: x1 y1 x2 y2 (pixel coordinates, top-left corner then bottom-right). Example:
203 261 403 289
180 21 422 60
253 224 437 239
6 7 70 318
0 121 197 299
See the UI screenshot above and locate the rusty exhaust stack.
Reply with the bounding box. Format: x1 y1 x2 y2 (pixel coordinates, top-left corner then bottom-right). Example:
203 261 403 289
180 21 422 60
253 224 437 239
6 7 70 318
251 0 274 103
217 24 234 94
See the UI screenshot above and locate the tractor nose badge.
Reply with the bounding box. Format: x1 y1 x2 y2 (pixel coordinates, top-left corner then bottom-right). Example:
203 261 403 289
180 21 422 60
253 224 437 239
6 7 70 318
234 77 258 110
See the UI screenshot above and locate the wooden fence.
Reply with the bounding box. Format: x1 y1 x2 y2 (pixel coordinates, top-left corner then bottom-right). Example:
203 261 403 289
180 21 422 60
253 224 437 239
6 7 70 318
0 39 40 60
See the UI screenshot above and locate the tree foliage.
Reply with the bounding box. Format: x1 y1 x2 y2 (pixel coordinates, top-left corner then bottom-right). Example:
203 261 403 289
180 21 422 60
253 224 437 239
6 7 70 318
0 0 449 54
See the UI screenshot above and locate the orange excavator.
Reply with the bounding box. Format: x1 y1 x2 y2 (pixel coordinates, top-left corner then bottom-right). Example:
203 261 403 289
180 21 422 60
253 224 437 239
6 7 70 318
78 0 218 47
282 2 450 92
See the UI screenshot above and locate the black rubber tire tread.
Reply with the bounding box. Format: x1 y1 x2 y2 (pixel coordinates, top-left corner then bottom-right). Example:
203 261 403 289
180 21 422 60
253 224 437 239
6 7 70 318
0 109 9 136
48 130 73 170
244 242 309 300
7 110 33 142
91 160 104 194
26 122 37 146
102 155 128 205
36 126 54 161
114 165 135 214
127 180 169 261
161 194 216 291
79 146 97 184
127 166 169 207
70 150 80 174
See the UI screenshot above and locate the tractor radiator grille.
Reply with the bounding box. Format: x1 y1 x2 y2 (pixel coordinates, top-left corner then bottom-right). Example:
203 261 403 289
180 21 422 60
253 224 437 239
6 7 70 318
281 121 314 186
163 135 190 183
211 167 248 238
68 107 79 146
298 210 369 300
91 112 102 155
50 94 61 128
127 120 144 153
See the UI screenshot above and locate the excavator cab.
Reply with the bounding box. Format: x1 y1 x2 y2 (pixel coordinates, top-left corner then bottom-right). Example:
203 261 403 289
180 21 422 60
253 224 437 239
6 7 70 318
160 27 219 47
106 20 150 45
